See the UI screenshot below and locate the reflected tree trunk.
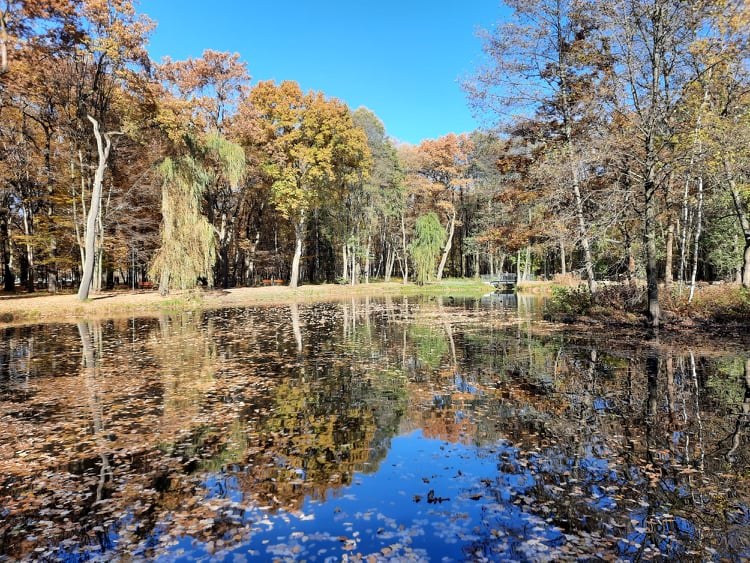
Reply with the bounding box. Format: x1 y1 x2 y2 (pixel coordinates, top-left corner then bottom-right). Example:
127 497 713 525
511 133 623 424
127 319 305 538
290 303 302 355
726 358 750 463
77 320 112 501
690 351 705 471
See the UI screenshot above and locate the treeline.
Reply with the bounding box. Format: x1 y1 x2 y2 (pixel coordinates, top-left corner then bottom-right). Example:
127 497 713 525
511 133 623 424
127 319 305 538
467 0 750 327
1 1 749 326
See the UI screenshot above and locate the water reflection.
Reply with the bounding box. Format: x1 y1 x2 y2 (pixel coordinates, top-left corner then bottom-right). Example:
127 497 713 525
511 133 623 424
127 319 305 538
0 296 748 560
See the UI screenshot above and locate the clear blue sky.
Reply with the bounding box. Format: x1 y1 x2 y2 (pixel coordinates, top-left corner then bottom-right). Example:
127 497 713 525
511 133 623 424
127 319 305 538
137 1 508 144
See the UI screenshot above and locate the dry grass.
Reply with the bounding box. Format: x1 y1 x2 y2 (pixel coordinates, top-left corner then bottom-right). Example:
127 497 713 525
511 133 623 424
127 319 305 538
0 279 489 326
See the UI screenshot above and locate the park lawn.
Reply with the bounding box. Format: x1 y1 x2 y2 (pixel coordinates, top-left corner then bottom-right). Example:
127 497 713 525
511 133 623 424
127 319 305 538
0 278 490 326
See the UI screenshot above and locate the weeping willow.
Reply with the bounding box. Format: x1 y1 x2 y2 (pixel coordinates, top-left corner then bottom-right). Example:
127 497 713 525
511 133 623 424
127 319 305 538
150 156 216 292
409 213 447 285
204 132 246 187
150 134 245 294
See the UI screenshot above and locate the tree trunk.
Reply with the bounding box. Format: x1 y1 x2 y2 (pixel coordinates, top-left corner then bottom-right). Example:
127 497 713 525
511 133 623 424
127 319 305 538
1 212 14 292
21 205 34 292
571 165 596 293
384 243 395 282
45 131 58 294
665 221 674 290
524 245 531 280
159 269 170 296
289 213 305 289
559 239 567 276
628 243 636 286
644 171 660 328
678 177 690 291
365 236 371 283
725 164 750 288
516 248 522 281
436 209 456 281
401 213 408 284
688 176 704 302
78 116 113 301
350 242 358 286
342 242 348 283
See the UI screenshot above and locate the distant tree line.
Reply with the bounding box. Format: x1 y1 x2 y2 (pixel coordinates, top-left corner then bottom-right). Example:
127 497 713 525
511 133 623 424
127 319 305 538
1 0 749 326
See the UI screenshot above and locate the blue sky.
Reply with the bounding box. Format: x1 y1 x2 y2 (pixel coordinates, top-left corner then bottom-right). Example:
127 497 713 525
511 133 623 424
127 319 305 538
137 1 508 144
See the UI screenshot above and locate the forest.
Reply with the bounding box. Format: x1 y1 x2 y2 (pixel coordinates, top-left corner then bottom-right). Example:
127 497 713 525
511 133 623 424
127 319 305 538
1 0 749 329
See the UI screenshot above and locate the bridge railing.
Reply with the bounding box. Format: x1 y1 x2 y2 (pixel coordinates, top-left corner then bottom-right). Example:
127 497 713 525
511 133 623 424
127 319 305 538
481 273 518 284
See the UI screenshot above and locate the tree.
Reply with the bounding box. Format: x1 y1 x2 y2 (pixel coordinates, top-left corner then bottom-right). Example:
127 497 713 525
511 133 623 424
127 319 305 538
696 4 750 288
409 213 447 285
241 81 371 288
468 0 610 293
346 107 403 284
77 117 120 299
149 153 215 293
158 50 251 287
74 0 153 300
606 0 712 326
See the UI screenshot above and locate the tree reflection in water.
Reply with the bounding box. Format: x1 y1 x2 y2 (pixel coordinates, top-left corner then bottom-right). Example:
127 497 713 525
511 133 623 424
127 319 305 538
0 296 748 560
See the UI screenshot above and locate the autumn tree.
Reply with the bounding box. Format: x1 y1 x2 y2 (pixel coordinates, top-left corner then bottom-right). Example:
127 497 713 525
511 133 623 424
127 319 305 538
403 134 472 281
71 0 154 300
467 0 613 293
149 138 243 293
158 50 251 287
241 81 371 288
603 0 717 325
696 3 750 288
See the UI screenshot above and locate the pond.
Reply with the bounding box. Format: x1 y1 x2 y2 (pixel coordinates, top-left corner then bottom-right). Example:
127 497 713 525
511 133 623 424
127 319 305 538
1 294 749 561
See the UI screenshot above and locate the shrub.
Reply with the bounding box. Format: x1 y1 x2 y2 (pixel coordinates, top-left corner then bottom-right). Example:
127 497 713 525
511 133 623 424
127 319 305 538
686 285 750 323
544 283 646 321
543 286 594 320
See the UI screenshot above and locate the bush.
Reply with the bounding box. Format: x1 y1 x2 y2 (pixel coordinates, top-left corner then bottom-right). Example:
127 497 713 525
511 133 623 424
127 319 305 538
592 284 646 312
684 285 750 323
543 286 594 320
544 283 646 321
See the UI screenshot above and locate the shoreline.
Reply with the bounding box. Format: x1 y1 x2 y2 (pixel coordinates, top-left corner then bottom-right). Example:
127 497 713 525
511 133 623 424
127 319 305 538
0 280 490 327
2 280 748 348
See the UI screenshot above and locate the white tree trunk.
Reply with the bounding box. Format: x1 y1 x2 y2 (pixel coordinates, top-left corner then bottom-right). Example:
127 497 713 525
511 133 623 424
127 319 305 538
688 176 704 302
401 213 408 284
78 116 113 301
436 209 456 281
342 242 348 283
289 213 305 289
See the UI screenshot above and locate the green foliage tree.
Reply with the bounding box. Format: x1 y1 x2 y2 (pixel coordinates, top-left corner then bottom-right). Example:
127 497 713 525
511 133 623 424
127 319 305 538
409 213 447 285
346 107 403 284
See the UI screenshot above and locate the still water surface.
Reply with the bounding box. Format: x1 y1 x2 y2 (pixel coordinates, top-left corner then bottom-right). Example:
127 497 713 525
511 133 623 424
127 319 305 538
0 294 749 561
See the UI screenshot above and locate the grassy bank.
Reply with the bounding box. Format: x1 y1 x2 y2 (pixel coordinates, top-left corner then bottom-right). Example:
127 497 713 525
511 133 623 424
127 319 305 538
0 278 490 326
